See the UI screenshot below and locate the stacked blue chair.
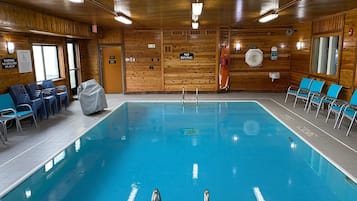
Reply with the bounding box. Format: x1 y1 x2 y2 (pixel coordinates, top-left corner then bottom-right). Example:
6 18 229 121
27 83 57 118
0 93 37 134
293 80 325 110
336 90 357 136
285 77 313 103
307 83 343 118
42 80 69 111
9 84 46 120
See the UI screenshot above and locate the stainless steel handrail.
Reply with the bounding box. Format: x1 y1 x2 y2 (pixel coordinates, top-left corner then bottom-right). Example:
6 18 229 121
151 188 161 201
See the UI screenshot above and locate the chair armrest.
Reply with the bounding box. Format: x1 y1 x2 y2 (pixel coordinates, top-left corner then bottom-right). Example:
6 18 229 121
56 85 67 93
329 99 348 108
287 85 299 91
0 108 16 115
16 104 33 111
42 88 56 96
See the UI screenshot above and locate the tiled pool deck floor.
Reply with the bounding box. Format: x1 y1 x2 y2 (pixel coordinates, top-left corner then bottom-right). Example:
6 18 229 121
0 92 356 197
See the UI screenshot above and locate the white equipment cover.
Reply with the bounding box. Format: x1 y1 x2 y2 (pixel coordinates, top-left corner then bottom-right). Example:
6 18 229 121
78 79 108 115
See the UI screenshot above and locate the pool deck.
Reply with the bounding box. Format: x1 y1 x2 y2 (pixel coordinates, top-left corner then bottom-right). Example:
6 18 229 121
0 92 357 197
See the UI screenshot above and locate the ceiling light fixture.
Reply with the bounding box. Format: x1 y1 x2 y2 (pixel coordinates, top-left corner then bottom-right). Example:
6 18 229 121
258 0 301 23
258 10 278 23
192 1 203 16
114 13 132 25
68 0 84 3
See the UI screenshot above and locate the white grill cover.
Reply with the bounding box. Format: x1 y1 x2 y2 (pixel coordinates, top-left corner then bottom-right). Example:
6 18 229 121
78 79 108 115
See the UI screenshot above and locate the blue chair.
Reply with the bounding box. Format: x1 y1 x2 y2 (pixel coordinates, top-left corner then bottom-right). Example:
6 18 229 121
0 93 37 133
42 80 69 111
285 78 313 103
307 84 343 118
326 90 357 129
337 90 357 136
9 84 46 120
27 83 57 119
293 80 325 110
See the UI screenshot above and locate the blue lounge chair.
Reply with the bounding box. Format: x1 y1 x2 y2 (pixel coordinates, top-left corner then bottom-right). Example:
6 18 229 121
293 80 325 110
0 93 37 133
326 90 357 129
9 84 46 120
337 90 357 136
307 83 343 118
285 78 313 103
42 80 69 111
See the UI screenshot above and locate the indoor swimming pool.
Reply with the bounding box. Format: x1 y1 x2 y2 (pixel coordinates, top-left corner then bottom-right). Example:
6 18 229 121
1 101 356 201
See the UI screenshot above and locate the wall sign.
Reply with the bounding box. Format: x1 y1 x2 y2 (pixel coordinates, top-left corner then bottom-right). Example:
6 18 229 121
109 55 116 64
179 52 194 60
17 50 32 73
2 58 17 69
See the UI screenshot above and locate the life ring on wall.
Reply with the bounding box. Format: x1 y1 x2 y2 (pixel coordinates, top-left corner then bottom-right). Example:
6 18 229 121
245 48 263 67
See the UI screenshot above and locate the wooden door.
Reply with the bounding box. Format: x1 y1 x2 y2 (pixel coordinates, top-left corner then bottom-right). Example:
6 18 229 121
102 46 123 93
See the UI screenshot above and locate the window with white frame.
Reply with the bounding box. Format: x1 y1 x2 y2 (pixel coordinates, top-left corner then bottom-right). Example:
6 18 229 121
32 45 60 81
311 35 339 76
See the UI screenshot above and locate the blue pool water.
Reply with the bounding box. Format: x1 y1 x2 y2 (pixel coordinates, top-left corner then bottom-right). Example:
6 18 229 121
1 102 357 201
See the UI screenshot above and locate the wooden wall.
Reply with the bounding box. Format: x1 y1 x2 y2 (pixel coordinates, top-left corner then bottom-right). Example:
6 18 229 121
0 32 33 93
124 30 162 92
0 3 93 38
0 3 98 96
342 10 357 100
0 32 72 93
289 11 357 100
225 28 291 91
162 29 217 92
123 29 218 93
289 22 312 86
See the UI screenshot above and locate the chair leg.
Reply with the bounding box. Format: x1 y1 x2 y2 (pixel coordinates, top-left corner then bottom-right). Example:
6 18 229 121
293 96 298 107
32 116 38 128
315 102 323 119
337 113 344 129
304 99 309 111
325 109 332 122
0 123 6 145
346 120 353 136
306 101 312 114
15 119 23 133
284 93 289 103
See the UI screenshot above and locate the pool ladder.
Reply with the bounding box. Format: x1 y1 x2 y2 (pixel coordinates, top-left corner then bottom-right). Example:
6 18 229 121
151 188 161 201
151 188 209 201
182 87 198 103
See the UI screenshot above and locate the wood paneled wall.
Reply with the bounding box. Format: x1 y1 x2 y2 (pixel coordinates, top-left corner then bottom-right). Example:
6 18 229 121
0 3 93 38
0 32 73 94
0 33 33 93
0 3 98 96
289 22 312 86
163 30 217 92
124 30 162 92
226 28 290 91
123 29 218 93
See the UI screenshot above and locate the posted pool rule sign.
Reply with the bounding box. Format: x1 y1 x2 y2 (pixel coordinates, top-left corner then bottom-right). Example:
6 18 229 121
2 58 17 69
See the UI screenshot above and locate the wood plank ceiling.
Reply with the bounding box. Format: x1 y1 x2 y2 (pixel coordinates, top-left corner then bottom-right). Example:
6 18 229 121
1 0 357 29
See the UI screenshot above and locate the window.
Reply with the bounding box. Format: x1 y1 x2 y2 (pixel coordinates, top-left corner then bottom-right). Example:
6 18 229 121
311 35 340 76
67 42 80 95
32 45 60 81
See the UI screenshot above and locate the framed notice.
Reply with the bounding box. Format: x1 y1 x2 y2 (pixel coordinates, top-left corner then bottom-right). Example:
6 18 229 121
17 50 33 73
